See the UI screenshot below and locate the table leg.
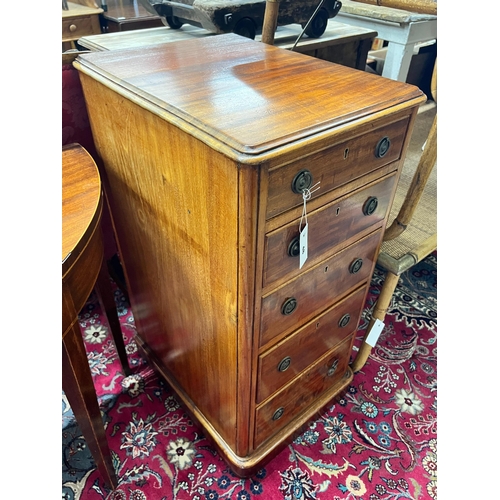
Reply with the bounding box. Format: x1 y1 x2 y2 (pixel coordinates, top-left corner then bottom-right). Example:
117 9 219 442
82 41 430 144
382 40 415 81
95 260 131 376
62 323 119 490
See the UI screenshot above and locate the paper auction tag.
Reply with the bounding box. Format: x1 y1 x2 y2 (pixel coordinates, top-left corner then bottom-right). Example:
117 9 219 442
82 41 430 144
298 181 320 270
299 222 308 269
365 319 384 347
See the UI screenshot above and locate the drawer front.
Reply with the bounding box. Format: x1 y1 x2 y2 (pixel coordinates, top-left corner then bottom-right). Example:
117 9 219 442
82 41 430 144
266 116 409 219
62 16 98 41
260 230 380 347
254 336 352 448
263 173 396 288
257 287 365 403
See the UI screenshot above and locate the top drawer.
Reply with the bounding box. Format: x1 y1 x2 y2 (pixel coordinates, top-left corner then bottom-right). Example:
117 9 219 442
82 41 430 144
266 116 410 219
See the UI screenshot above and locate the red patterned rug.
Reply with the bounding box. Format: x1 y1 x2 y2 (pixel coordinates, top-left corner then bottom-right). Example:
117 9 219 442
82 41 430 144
62 252 437 500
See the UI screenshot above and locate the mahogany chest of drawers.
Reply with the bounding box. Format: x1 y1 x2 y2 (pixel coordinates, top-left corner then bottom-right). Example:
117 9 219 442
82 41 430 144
74 34 425 476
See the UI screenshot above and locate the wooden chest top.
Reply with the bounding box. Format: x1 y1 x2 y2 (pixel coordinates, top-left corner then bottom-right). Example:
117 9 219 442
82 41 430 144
75 33 423 156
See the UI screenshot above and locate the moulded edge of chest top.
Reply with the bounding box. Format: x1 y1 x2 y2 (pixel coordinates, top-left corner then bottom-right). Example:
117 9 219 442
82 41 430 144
74 58 426 166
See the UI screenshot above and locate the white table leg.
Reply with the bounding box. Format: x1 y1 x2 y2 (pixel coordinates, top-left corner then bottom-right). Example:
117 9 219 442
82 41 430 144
382 41 415 82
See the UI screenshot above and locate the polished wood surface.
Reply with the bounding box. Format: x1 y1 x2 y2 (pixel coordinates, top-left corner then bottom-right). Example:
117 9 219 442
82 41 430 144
257 287 366 402
265 115 409 218
263 174 396 287
260 230 381 347
76 34 422 157
255 336 352 446
62 144 117 489
74 35 425 475
62 143 130 490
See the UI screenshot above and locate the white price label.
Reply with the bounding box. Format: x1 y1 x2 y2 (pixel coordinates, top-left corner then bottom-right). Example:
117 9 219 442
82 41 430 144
299 223 308 269
365 318 384 347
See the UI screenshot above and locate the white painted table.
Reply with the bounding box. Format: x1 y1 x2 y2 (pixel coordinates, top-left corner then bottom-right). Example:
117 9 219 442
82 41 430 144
335 0 437 81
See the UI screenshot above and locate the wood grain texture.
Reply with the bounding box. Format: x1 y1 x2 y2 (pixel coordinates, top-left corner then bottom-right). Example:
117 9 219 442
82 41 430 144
254 336 352 447
256 286 366 403
75 33 423 156
78 75 241 448
74 35 425 474
62 143 101 276
265 115 409 219
62 143 118 489
259 229 381 347
263 173 397 288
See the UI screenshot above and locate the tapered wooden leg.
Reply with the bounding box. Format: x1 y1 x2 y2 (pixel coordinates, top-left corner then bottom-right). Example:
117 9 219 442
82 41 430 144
63 323 118 490
351 272 400 373
95 260 131 376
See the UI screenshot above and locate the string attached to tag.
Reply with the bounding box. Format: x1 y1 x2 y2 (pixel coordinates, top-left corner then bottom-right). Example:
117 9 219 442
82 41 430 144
298 182 320 269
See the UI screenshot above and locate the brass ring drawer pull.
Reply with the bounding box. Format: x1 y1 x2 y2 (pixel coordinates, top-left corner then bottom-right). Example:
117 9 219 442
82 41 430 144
287 236 300 257
277 356 291 372
291 169 313 194
363 196 378 216
338 314 351 328
327 359 339 377
375 136 391 158
272 407 285 420
349 258 363 274
281 297 297 316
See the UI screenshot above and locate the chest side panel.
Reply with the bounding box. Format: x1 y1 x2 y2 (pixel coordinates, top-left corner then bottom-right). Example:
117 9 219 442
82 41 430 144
80 74 241 448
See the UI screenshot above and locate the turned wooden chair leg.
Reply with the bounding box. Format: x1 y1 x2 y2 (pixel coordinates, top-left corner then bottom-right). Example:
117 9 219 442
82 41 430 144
351 272 400 372
95 260 131 376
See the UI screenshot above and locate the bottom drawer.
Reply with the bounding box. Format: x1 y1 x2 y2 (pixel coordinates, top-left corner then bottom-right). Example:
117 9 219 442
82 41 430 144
254 335 352 448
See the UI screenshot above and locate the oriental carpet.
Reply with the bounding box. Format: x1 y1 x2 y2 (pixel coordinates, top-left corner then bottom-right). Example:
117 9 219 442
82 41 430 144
62 252 437 500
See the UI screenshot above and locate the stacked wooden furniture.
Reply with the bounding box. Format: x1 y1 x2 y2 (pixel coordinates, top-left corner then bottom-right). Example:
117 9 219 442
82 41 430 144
74 34 425 476
77 19 377 72
62 1 103 50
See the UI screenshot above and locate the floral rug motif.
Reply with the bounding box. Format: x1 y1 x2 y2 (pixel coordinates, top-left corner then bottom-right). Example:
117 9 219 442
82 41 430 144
62 252 437 500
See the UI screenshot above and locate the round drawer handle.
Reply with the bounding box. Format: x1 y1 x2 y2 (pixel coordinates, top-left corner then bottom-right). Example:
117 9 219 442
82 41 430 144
272 407 285 421
69 24 77 32
375 136 391 158
349 258 363 274
281 297 298 316
338 313 351 328
363 196 378 216
277 356 291 372
287 236 300 257
291 169 313 194
327 359 339 377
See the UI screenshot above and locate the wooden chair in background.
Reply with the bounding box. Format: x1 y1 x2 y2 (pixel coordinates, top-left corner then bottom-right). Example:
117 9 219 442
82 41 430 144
351 61 437 372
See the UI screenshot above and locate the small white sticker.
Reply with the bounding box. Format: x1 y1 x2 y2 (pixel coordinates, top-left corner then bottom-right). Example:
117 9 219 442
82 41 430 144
365 318 384 347
299 223 308 269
